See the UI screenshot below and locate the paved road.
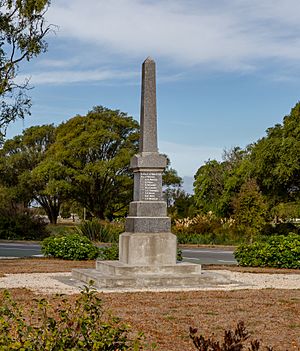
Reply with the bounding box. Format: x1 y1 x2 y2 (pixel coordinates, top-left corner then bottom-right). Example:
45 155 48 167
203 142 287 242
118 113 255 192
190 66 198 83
181 248 236 265
0 242 43 258
0 242 237 264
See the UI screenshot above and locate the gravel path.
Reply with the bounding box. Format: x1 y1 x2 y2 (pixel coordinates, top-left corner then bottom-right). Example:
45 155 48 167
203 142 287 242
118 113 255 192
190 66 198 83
0 270 299 294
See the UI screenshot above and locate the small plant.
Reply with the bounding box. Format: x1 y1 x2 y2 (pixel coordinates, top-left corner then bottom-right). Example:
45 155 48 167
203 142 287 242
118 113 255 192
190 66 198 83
234 233 300 268
76 219 123 243
177 248 183 261
190 321 274 350
41 233 100 260
0 286 148 350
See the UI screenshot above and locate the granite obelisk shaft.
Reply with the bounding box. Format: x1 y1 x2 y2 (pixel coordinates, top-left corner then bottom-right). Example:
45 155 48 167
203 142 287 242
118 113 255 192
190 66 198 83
140 57 158 153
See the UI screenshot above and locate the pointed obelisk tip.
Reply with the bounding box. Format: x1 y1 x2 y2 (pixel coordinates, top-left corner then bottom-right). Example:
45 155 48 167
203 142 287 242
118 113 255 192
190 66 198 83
143 56 155 64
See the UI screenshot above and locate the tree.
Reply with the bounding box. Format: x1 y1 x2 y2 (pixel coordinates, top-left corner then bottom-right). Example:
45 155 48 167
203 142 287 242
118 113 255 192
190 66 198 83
0 0 51 140
251 102 300 214
49 106 139 220
232 179 268 241
22 159 73 224
193 147 252 217
194 160 226 215
168 188 196 219
0 124 56 220
162 157 183 208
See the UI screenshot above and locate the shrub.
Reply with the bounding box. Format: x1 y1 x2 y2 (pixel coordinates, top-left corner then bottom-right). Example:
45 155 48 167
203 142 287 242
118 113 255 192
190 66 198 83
0 287 148 350
190 321 273 350
0 212 49 240
41 234 99 260
177 248 183 261
174 213 225 235
98 243 119 260
173 213 241 245
98 245 183 262
76 219 123 243
234 233 300 268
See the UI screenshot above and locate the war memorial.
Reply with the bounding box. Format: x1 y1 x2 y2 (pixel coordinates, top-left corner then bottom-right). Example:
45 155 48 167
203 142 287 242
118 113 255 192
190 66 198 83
73 58 224 289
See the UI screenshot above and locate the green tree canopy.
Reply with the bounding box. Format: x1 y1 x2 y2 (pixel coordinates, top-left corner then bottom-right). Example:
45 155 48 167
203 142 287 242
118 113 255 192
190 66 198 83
49 106 139 219
194 159 226 215
251 102 300 210
0 124 55 208
193 101 300 226
0 106 185 223
0 0 51 140
193 147 251 217
232 179 268 240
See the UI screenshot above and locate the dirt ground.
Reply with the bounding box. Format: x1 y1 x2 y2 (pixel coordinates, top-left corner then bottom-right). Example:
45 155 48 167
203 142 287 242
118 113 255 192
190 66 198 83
0 259 299 350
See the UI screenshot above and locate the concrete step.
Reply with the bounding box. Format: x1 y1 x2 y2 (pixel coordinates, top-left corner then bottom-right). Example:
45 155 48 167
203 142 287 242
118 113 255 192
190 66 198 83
72 268 231 289
96 260 201 276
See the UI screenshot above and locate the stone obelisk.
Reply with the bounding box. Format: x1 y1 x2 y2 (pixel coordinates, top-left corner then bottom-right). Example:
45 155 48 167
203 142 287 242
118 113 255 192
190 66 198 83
119 57 177 266
72 58 202 289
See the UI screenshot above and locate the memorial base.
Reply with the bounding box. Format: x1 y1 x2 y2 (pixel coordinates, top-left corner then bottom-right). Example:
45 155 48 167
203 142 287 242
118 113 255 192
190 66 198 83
72 231 204 289
72 261 203 289
119 232 176 266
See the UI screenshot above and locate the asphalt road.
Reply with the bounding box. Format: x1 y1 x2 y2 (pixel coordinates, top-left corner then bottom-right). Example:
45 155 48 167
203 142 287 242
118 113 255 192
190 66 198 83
181 248 237 265
0 242 237 264
0 242 43 258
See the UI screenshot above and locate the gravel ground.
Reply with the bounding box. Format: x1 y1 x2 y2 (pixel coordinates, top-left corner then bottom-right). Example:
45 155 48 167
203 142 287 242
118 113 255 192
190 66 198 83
0 270 299 295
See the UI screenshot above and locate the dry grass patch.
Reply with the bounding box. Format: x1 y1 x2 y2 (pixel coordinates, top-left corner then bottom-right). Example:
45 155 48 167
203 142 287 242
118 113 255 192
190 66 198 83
0 258 95 276
0 288 299 350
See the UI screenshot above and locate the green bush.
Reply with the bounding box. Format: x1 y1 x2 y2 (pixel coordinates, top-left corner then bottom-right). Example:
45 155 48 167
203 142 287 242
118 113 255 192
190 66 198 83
177 248 183 261
0 212 49 240
98 243 119 260
234 233 300 268
41 234 99 260
0 287 148 350
76 219 123 243
98 244 183 262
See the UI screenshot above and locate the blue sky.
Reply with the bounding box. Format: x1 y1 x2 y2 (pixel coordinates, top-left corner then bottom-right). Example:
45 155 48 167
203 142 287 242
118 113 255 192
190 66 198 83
7 0 300 190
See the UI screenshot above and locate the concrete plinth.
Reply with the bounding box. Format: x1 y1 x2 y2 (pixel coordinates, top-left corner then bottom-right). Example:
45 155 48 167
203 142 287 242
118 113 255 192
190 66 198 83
72 231 203 289
119 232 176 266
72 260 202 289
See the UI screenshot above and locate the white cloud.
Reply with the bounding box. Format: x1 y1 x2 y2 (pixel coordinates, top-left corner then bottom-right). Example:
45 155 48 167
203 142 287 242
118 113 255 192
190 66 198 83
16 69 137 85
37 58 80 68
159 140 222 177
46 0 300 72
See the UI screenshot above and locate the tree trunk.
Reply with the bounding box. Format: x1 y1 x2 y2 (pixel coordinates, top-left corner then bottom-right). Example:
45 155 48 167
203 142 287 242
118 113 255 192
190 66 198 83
36 196 60 224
